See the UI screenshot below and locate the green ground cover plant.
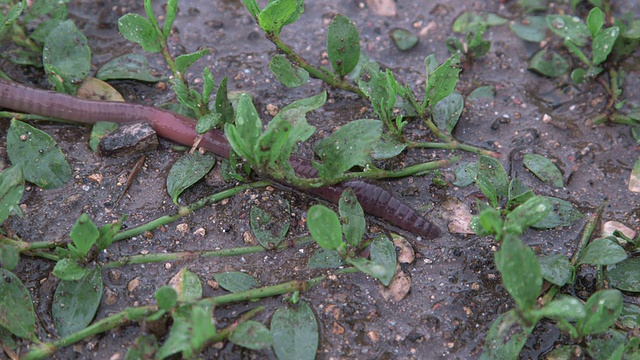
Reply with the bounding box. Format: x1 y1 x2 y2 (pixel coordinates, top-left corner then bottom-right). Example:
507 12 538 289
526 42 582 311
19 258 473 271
1 0 640 358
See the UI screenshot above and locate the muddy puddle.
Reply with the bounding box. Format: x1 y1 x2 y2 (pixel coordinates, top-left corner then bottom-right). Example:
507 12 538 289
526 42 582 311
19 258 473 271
2 0 640 359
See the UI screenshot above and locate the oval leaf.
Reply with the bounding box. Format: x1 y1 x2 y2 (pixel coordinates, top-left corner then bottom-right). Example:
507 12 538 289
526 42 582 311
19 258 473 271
43 20 91 91
0 268 35 339
52 266 103 337
495 234 542 310
528 49 569 77
338 189 365 247
546 15 590 47
168 268 202 302
390 28 418 51
307 205 343 250
117 14 162 52
271 301 319 360
229 320 273 350
538 254 572 287
7 120 72 189
96 54 166 82
432 91 463 134
269 54 309 87
166 152 216 204
213 271 260 293
0 165 24 224
327 14 360 77
369 235 397 286
532 197 583 229
577 237 627 266
605 258 640 292
523 154 564 188
250 205 290 249
576 289 623 336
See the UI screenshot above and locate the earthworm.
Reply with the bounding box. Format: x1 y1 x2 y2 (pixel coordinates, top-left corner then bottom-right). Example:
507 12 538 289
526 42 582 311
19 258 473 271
0 78 440 239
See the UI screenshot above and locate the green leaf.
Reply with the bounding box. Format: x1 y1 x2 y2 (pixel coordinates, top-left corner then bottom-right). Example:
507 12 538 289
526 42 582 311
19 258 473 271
369 235 397 286
271 301 319 360
371 133 407 160
528 49 569 77
53 258 88 281
269 54 309 87
358 66 398 122
162 0 178 38
606 258 640 292
0 243 19 271
547 14 590 47
592 26 619 65
390 28 419 51
42 20 90 93
348 257 394 284
523 153 564 188
255 93 322 176
327 14 360 77
214 271 260 293
170 268 202 302
0 165 24 224
472 206 503 237
481 309 534 359
587 7 604 37
195 113 221 134
225 93 263 165
96 215 124 252
0 268 35 339
88 122 118 152
214 77 234 124
495 234 542 310
258 0 296 35
242 0 261 18
166 152 216 205
154 286 178 311
477 155 509 198
250 204 290 249
504 196 552 234
532 197 583 229
339 189 365 247
533 295 585 322
52 266 103 337
155 306 191 359
229 320 273 350
538 254 572 287
506 179 534 210
432 91 463 134
517 0 548 13
510 16 547 42
189 304 216 352
307 248 344 268
126 334 159 360
576 289 623 336
424 53 461 109
452 162 477 187
96 54 166 82
467 86 496 101
314 119 382 181
7 120 72 189
577 237 627 266
475 173 499 208
118 14 162 52
69 213 99 259
452 11 507 33
307 205 343 250
175 49 210 75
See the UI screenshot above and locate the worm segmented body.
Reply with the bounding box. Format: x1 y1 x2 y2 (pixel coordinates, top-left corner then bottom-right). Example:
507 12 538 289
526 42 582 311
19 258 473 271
0 78 440 238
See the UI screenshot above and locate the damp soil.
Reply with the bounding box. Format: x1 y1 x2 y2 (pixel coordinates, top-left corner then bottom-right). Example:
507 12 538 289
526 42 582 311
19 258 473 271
1 0 640 359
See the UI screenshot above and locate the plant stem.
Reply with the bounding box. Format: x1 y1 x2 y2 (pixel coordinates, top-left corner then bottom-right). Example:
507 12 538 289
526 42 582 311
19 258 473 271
113 181 270 242
21 306 158 360
407 141 500 158
103 236 314 268
266 33 366 98
198 275 326 307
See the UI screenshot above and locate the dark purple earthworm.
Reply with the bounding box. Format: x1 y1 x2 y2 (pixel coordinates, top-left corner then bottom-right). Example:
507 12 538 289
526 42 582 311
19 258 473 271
0 78 440 238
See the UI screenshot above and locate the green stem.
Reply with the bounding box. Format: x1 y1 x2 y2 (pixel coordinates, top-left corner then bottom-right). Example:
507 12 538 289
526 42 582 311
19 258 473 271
113 181 270 242
407 141 500 158
103 236 314 268
198 275 326 307
22 306 158 360
266 33 366 98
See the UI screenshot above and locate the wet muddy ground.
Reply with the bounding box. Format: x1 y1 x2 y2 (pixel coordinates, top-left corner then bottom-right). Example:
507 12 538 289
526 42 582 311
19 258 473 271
2 0 640 359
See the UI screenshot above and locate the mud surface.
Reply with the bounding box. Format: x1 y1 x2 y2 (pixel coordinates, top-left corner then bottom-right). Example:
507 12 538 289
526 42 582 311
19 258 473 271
2 0 640 359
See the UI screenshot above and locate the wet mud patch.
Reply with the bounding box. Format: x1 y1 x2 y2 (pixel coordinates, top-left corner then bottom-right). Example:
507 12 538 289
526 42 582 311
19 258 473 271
1 0 640 359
